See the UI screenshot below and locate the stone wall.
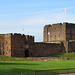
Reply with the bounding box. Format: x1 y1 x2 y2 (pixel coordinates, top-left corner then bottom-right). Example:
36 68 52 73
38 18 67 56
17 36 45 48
68 41 75 52
30 42 63 57
11 33 34 57
44 22 75 42
0 34 11 57
44 23 66 42
10 35 64 57
29 57 67 61
1 32 75 58
63 41 75 52
0 33 34 57
66 23 75 41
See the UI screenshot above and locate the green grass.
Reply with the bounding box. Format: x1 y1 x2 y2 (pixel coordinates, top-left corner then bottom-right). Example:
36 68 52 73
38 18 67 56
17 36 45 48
1 53 75 74
1 53 75 61
0 55 31 61
0 60 75 74
47 52 75 60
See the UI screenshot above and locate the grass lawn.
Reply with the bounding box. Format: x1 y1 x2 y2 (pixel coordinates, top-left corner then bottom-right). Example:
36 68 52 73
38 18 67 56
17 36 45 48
1 53 75 74
47 52 75 59
0 55 31 61
0 60 75 74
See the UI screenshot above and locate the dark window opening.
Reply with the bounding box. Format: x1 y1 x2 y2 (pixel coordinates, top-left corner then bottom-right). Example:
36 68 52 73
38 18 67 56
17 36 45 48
2 43 4 46
25 49 29 57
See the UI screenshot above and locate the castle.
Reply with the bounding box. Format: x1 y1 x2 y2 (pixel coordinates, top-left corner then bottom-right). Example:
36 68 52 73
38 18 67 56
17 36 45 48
0 22 75 57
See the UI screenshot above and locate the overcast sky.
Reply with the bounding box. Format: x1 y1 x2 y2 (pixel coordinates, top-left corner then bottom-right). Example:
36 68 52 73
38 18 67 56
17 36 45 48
0 0 75 41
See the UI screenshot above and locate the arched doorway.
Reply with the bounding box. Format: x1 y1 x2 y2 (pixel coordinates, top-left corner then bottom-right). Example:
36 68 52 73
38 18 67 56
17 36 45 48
25 49 29 57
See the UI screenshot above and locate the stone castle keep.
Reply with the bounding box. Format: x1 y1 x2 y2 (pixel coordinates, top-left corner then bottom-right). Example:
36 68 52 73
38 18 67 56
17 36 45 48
0 22 75 57
44 22 75 42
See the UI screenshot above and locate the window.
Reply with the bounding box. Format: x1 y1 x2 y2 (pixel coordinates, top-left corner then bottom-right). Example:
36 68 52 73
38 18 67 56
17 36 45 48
2 43 4 46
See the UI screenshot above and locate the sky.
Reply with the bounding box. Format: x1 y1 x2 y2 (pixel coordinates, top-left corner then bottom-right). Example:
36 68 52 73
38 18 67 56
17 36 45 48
0 0 75 42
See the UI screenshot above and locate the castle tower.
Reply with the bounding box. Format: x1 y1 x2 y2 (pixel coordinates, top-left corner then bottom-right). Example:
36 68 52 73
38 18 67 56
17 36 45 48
43 22 75 42
0 33 34 57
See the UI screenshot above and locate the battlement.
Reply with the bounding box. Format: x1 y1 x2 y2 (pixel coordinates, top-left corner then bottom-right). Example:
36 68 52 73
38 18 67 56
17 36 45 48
52 23 62 26
44 22 75 27
11 33 34 44
0 33 34 45
11 33 34 38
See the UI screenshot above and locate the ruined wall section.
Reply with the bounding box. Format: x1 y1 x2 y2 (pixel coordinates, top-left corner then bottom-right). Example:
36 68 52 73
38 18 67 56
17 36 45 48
44 23 66 42
30 43 63 57
0 34 11 57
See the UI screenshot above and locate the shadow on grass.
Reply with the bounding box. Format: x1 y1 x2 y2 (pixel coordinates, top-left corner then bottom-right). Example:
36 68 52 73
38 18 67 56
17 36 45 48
0 68 75 75
0 68 34 74
0 62 39 65
36 68 75 75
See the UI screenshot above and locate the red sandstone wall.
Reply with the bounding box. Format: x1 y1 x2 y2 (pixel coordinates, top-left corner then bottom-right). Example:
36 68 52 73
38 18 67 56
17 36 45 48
10 33 64 57
30 43 63 57
44 23 66 42
66 23 75 41
0 34 11 57
11 33 26 57
68 41 75 52
11 33 34 57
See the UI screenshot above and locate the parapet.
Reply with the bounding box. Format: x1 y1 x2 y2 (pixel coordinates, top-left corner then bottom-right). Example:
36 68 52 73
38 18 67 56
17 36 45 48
11 33 34 38
44 24 51 28
52 23 62 26
44 22 75 29
63 22 75 25
11 33 34 44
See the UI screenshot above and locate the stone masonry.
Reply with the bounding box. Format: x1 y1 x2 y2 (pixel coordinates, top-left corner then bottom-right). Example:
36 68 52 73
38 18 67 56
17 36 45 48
44 22 75 42
0 33 64 57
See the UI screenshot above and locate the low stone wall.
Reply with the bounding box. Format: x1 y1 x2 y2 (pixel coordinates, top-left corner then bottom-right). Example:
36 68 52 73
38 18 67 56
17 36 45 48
29 57 67 61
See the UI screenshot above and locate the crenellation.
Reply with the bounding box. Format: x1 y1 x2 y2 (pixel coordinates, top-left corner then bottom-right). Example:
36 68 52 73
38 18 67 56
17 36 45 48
52 23 62 26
